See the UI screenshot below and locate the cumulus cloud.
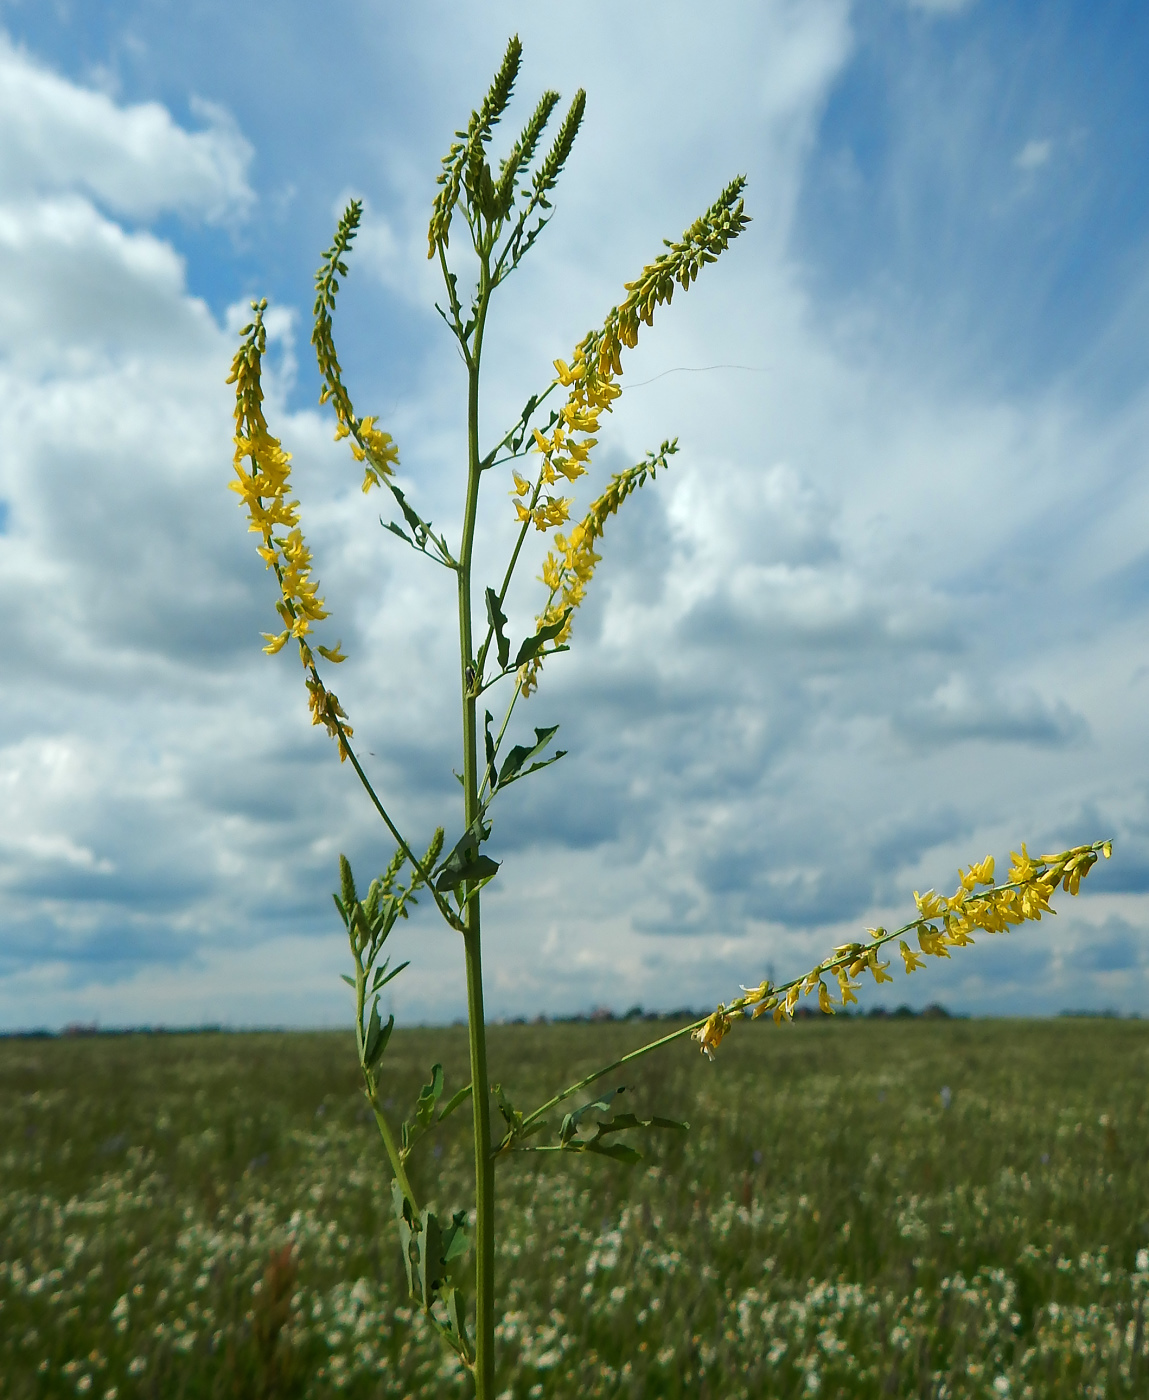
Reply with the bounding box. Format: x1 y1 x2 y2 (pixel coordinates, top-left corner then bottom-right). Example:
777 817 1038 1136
0 33 252 221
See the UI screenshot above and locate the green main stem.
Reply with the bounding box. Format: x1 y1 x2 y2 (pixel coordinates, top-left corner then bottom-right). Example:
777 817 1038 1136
461 261 495 1400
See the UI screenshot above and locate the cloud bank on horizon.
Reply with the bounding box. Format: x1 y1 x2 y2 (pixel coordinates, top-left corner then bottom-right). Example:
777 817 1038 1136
0 1 1147 1030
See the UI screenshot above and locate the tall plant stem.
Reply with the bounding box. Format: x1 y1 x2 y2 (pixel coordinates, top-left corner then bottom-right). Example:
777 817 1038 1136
460 260 495 1400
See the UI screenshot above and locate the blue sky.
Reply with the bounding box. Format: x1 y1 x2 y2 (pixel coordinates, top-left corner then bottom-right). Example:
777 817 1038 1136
0 0 1148 1029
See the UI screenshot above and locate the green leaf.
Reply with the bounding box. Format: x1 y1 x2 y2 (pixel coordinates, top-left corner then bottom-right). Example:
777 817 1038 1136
340 973 355 988
434 1283 471 1362
496 724 561 790
509 750 567 788
438 1083 473 1123
390 484 432 548
492 1082 523 1135
416 1064 446 1128
440 1210 469 1266
557 1089 687 1164
485 588 510 670
370 958 409 994
435 816 499 892
513 608 572 669
589 1112 689 1139
483 710 497 791
417 1209 443 1305
365 893 399 952
402 1063 448 1161
363 1000 394 1070
437 854 499 893
391 1179 418 1296
582 1140 642 1164
560 1086 627 1144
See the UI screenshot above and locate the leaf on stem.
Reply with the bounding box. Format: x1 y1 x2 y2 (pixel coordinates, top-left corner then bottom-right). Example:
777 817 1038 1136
485 588 511 669
435 816 500 892
390 1180 469 1311
363 999 394 1070
557 1085 687 1164
513 608 572 669
492 1083 549 1152
371 958 409 994
402 1063 446 1158
437 1082 473 1122
483 710 497 791
495 725 565 791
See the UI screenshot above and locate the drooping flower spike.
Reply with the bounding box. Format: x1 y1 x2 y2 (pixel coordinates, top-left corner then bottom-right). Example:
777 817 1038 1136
228 301 353 757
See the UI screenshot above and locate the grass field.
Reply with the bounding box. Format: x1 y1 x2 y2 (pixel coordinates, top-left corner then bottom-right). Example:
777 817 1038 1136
1 1016 1147 1398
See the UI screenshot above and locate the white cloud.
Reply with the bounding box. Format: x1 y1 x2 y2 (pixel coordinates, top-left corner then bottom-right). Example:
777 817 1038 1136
0 32 252 221
1015 138 1053 171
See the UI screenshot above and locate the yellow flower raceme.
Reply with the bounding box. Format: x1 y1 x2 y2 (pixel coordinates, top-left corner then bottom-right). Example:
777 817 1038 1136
313 204 401 494
692 841 1111 1056
506 179 750 696
228 301 354 760
517 442 676 697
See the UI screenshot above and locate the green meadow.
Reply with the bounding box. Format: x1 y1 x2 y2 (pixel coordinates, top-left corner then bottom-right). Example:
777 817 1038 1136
1 1017 1147 1398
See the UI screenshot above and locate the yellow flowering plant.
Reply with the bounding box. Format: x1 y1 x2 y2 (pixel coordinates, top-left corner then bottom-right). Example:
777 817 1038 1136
228 37 1109 1397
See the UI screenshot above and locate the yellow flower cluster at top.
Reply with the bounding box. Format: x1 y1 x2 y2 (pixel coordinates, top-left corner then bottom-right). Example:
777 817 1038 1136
228 300 353 759
691 840 1111 1060
512 178 749 697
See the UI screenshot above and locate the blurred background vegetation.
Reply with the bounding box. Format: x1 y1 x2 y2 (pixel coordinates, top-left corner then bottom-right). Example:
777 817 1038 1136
2 1018 1147 1398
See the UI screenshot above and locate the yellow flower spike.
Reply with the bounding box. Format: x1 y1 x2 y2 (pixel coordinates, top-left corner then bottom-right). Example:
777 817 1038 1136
899 940 926 973
706 841 1109 1047
519 194 752 702
231 301 353 746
